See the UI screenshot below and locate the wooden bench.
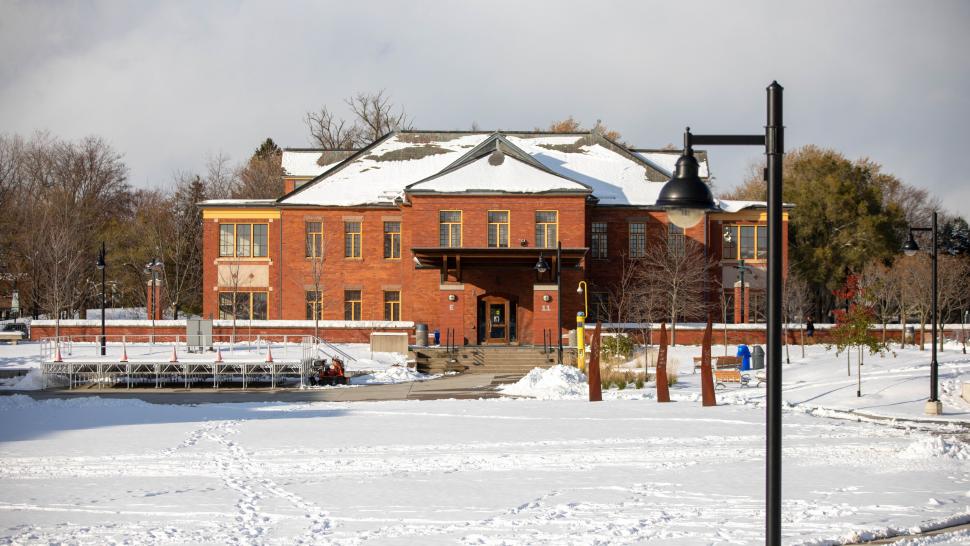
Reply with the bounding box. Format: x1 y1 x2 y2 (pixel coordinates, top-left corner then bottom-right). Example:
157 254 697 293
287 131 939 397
693 355 743 370
714 370 766 389
0 332 22 345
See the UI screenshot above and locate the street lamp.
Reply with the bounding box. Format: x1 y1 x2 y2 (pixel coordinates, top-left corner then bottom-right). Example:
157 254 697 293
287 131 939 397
534 243 563 364
576 281 589 317
658 82 784 545
902 211 942 415
576 281 589 372
96 242 106 356
145 257 163 343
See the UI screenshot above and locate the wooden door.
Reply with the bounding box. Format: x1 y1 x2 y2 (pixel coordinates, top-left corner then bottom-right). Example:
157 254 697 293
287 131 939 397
483 296 509 344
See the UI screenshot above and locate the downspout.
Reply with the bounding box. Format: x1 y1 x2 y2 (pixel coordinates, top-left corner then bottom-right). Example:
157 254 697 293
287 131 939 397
277 209 283 319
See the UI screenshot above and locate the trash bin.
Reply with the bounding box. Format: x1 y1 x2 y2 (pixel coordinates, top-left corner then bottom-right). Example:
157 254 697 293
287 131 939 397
737 344 752 370
905 326 915 344
433 329 440 345
415 324 428 347
752 345 765 370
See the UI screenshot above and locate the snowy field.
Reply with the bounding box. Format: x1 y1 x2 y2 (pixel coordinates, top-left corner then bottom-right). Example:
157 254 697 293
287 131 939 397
0 341 969 544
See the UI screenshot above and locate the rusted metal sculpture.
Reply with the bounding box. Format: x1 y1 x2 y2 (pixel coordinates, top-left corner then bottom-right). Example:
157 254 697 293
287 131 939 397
588 321 603 402
700 317 717 407
656 323 671 402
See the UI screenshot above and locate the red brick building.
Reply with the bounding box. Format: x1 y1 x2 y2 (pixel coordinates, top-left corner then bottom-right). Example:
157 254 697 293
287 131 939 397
200 131 788 345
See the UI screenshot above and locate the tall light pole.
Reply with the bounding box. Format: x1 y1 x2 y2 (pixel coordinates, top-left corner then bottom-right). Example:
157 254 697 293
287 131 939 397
97 242 106 356
902 211 942 415
576 280 589 371
656 82 784 545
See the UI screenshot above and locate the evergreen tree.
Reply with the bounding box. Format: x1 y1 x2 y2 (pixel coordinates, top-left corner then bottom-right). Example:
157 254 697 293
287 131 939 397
253 138 281 161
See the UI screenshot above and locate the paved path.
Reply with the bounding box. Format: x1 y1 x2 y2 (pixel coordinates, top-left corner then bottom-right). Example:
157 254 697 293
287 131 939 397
1 373 514 404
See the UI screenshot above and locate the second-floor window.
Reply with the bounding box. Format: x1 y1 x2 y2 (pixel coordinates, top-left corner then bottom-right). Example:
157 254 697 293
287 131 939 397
384 221 401 259
591 222 607 258
219 223 268 257
723 224 767 260
629 222 646 258
535 211 558 248
488 211 509 248
439 211 462 247
305 221 323 258
344 221 361 258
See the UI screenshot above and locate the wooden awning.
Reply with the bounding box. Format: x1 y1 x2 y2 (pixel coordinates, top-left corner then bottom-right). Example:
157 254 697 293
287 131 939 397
411 247 588 282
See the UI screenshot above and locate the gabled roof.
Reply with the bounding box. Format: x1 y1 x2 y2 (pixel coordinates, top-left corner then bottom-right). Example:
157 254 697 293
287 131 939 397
406 148 591 195
631 149 711 179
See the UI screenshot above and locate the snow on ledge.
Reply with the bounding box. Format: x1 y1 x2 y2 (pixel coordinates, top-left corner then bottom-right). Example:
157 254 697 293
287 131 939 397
30 320 415 329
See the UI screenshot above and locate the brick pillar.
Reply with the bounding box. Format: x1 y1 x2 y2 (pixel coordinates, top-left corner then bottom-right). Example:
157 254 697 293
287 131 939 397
439 284 467 346
532 284 560 346
146 280 165 320
733 281 750 324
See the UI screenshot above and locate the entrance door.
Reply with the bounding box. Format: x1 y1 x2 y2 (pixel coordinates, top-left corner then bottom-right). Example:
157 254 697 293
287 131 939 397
483 296 509 344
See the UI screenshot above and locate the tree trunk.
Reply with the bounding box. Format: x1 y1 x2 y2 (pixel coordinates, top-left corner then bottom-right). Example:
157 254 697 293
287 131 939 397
800 325 805 359
900 290 906 349
857 347 862 397
919 317 926 351
670 311 677 346
847 350 851 377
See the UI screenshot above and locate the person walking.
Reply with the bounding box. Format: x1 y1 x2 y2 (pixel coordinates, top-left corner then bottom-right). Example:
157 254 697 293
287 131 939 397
806 316 815 339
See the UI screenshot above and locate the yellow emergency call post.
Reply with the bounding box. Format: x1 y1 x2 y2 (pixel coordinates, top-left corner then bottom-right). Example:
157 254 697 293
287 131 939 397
576 281 589 372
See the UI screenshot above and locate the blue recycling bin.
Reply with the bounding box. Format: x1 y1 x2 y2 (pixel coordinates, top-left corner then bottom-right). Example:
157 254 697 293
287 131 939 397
433 329 440 345
736 344 752 371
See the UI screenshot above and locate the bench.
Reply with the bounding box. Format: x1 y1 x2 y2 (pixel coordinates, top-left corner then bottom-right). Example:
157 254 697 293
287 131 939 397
714 369 766 390
693 355 743 370
0 332 22 345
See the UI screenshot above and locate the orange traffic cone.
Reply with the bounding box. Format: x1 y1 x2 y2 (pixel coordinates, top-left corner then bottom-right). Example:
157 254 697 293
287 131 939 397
170 346 178 363
265 346 274 363
120 345 128 363
215 348 223 362
54 345 63 362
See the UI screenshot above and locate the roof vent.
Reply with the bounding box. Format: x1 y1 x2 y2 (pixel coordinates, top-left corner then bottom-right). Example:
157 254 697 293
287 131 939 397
488 141 505 166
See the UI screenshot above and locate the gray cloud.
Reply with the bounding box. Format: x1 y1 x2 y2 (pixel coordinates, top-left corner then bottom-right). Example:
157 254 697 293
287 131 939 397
1 0 968 216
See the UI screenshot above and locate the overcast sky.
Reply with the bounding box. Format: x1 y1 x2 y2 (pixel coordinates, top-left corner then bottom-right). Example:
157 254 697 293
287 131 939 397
2 1 968 217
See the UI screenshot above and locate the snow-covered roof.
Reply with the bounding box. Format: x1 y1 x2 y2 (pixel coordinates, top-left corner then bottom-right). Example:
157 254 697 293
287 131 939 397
271 131 765 211
198 199 278 206
632 149 711 179
407 152 590 194
717 199 765 213
281 149 356 178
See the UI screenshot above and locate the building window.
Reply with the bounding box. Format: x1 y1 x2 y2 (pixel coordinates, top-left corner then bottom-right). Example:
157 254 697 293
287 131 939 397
306 222 323 258
384 222 401 259
589 292 609 323
219 224 269 258
668 224 685 256
629 222 646 258
219 225 234 257
723 224 767 261
535 211 558 248
439 211 462 248
722 225 738 260
344 290 362 320
591 222 607 259
218 291 267 320
344 221 361 258
749 291 767 323
383 290 401 321
487 211 510 248
757 225 767 259
305 290 323 320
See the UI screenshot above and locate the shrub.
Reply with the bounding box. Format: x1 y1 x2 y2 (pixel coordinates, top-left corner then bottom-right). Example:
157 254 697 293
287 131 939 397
634 376 645 389
601 335 634 362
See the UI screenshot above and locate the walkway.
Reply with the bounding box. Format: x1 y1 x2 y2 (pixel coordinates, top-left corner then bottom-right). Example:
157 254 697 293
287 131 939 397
2 373 517 405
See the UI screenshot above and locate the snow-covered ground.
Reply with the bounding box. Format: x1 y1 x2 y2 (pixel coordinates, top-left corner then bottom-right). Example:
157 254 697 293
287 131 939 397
0 341 968 544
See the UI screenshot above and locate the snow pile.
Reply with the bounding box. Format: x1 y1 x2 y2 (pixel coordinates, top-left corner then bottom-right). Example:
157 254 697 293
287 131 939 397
350 365 434 385
0 394 151 411
0 368 46 390
499 365 588 399
899 437 970 461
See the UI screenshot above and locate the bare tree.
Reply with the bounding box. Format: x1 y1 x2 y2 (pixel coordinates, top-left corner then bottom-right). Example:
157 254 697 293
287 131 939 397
306 229 330 339
784 272 812 359
638 238 715 345
896 254 931 350
306 106 358 149
346 90 412 145
31 206 86 338
234 152 284 199
858 260 898 344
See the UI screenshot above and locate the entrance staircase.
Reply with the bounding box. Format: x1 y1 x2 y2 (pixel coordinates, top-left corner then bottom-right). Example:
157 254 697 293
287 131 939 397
412 346 560 378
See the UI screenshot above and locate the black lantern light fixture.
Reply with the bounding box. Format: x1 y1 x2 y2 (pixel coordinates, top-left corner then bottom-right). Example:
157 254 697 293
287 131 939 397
658 82 784 545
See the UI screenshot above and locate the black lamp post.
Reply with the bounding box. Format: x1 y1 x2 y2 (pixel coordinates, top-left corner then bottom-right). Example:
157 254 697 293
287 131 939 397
534 242 563 364
97 242 106 356
658 82 784 545
902 211 942 415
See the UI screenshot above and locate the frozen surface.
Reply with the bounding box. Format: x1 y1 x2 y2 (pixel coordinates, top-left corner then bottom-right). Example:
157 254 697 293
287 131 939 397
0 342 968 544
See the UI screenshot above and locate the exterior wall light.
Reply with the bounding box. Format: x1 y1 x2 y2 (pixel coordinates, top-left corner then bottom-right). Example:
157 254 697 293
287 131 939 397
542 294 552 302
448 294 457 302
